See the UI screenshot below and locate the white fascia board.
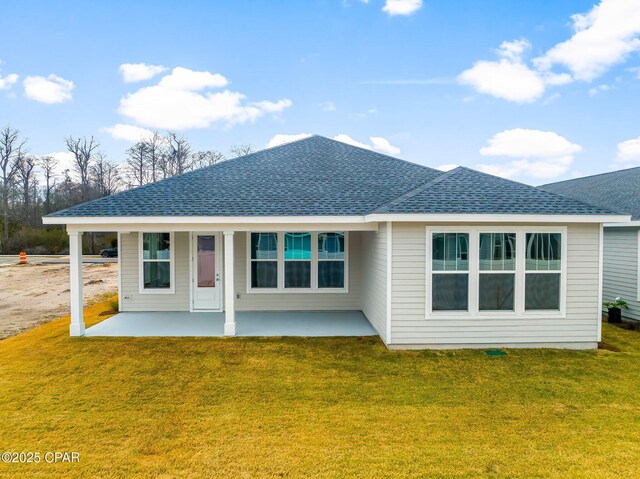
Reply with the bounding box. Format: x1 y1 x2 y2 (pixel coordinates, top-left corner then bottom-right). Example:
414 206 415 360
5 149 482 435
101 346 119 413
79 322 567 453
604 220 640 228
43 215 369 225
365 213 631 224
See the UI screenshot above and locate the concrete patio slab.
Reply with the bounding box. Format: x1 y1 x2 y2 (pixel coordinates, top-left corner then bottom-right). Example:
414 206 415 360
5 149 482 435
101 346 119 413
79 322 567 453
85 310 377 337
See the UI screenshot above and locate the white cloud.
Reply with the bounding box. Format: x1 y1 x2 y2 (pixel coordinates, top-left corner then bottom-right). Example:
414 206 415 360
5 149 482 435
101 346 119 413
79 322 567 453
615 136 640 166
251 99 292 113
460 1 640 103
370 136 401 155
103 123 153 142
477 128 582 179
158 67 228 90
119 63 168 83
534 0 640 81
333 134 401 155
117 67 292 130
320 101 336 112
0 72 18 90
588 84 610 96
437 164 458 172
382 0 422 16
458 40 546 103
45 151 77 177
23 74 74 104
267 133 313 148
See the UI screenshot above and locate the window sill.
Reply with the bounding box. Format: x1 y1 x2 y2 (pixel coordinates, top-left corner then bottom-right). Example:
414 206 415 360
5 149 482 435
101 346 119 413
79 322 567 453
425 310 565 320
139 288 175 295
247 288 349 294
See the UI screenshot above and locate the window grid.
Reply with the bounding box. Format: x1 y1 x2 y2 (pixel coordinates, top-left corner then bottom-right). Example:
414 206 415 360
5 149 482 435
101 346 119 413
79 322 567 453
426 227 566 319
247 232 348 293
139 232 175 294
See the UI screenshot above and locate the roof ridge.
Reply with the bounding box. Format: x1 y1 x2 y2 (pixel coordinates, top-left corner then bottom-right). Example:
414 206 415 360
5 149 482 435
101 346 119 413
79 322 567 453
540 165 640 188
369 166 460 214
318 135 441 174
457 166 622 214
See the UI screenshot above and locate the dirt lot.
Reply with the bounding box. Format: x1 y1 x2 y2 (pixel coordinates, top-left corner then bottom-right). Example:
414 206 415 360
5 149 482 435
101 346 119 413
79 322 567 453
0 262 118 339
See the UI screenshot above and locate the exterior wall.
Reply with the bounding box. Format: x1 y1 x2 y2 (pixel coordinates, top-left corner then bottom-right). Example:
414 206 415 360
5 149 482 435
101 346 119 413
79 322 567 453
603 227 640 321
359 223 388 342
233 231 361 311
120 232 190 312
389 223 601 348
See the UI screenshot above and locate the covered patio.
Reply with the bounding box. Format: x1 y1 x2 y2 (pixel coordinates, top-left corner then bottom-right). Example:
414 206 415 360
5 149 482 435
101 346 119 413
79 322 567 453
85 310 378 337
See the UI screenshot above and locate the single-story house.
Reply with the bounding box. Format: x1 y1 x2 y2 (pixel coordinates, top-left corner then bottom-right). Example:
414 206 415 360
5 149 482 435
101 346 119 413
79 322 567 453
43 136 629 349
541 167 640 321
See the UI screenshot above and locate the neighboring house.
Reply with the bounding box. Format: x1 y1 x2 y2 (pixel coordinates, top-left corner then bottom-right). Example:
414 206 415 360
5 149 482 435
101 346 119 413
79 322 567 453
43 136 628 349
541 167 640 322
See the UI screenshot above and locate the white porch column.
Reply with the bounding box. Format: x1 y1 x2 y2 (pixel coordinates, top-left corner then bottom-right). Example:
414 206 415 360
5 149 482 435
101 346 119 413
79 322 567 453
223 231 236 336
68 231 85 336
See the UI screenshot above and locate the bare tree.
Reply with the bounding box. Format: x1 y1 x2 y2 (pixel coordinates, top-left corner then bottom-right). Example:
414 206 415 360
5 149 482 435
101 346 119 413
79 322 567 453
0 126 26 252
91 153 122 197
190 150 225 170
229 144 254 158
126 141 148 187
165 131 191 176
38 155 58 215
143 132 165 183
16 154 36 225
65 136 98 202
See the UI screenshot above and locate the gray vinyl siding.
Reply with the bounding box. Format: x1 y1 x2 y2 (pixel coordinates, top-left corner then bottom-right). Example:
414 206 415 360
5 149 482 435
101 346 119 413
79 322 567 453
389 223 601 346
603 227 640 321
234 232 361 311
119 232 190 312
360 224 388 342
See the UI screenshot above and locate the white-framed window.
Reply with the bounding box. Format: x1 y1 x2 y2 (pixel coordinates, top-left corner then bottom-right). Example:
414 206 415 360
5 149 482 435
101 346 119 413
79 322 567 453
426 227 566 318
139 232 175 294
247 232 348 293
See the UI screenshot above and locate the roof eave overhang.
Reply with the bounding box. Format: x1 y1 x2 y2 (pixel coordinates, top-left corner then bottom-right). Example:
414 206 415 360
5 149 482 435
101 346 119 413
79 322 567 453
43 213 631 228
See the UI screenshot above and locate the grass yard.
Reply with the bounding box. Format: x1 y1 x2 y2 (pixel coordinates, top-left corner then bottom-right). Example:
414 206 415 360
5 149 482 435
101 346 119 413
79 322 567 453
1 298 640 478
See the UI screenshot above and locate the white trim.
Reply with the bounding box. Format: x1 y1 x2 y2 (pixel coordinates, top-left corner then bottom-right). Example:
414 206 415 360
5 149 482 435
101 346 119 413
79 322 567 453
223 231 236 336
386 221 392 344
425 226 567 320
605 220 640 227
68 231 85 336
367 213 628 224
246 231 349 294
45 213 629 227
637 229 640 303
190 232 223 312
138 232 176 294
598 224 604 341
117 231 122 312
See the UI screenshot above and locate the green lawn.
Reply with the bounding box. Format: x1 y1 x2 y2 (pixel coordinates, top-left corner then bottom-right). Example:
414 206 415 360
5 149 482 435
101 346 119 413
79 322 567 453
1 298 639 478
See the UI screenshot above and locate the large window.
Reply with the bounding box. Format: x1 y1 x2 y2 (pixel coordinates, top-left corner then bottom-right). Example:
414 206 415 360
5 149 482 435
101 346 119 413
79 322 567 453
250 233 278 288
525 233 562 310
318 232 345 288
140 232 173 293
247 232 348 292
427 228 565 317
431 233 469 311
479 233 516 311
284 233 312 288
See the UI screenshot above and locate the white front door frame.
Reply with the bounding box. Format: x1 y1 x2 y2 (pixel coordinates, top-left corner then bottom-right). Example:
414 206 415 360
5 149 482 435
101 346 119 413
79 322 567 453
190 232 223 312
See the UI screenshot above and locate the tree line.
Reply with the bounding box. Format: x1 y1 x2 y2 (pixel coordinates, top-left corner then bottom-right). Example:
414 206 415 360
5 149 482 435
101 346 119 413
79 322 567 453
0 125 253 254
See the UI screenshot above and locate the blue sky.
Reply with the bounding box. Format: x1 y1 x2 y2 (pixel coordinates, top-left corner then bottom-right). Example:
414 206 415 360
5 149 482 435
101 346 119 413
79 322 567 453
1 0 639 185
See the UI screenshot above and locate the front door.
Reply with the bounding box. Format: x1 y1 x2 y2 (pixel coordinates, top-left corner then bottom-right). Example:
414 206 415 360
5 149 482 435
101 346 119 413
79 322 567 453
192 233 221 310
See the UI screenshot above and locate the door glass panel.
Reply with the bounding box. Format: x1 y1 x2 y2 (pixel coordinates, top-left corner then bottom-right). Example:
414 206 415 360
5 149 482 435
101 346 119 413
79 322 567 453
197 235 215 287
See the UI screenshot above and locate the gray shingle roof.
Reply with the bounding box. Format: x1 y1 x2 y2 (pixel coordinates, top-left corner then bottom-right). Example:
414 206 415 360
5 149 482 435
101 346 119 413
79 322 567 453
48 135 617 218
49 136 441 217
540 167 640 220
373 166 616 215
